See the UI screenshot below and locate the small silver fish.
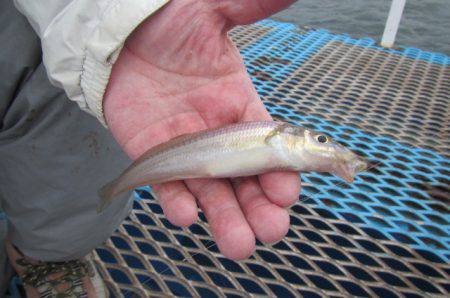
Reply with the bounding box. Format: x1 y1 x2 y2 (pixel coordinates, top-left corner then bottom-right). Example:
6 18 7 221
98 121 367 212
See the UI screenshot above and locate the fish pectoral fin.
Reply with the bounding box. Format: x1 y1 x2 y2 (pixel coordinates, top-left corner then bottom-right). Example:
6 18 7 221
264 123 290 145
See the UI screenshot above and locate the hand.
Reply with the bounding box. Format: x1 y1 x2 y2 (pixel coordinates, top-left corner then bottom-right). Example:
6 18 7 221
104 0 299 260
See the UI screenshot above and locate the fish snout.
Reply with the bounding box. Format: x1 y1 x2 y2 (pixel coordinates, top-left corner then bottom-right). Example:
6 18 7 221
333 149 368 183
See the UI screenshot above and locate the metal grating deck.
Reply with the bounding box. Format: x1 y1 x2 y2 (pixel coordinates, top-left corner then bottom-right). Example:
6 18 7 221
93 20 450 297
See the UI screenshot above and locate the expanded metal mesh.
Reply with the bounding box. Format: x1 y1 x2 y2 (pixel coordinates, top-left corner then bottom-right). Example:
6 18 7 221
94 21 450 297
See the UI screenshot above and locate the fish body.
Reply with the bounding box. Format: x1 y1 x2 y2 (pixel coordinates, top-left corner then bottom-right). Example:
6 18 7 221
98 121 367 212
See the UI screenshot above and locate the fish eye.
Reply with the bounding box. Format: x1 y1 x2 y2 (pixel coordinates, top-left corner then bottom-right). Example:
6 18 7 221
316 135 328 143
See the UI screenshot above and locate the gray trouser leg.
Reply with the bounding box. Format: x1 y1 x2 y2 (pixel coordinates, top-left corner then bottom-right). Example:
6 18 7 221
0 1 133 293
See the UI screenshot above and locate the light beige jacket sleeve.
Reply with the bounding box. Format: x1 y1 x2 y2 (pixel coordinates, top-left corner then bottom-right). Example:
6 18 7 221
14 0 170 126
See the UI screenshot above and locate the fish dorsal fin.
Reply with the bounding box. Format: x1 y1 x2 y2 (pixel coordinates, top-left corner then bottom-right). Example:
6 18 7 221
133 131 201 165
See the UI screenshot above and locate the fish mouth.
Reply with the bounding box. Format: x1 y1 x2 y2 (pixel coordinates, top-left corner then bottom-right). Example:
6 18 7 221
334 156 368 183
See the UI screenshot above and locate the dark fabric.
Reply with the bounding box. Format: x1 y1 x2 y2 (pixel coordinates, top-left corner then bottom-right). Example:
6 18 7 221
0 1 133 294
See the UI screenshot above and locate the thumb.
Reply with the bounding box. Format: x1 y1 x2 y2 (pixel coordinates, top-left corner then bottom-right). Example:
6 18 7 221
219 0 296 25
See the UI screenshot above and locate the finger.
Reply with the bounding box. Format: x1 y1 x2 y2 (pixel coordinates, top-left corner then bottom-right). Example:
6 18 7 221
232 177 290 243
259 171 301 207
186 178 255 260
221 0 297 26
153 181 198 227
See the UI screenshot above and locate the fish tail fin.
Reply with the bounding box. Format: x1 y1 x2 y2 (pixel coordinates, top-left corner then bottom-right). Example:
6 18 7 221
97 179 120 213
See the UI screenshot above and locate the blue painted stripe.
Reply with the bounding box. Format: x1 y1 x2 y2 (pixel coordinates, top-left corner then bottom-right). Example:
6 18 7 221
256 19 450 65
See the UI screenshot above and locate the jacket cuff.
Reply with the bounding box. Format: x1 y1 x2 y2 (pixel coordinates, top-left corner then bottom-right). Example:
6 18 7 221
81 0 170 126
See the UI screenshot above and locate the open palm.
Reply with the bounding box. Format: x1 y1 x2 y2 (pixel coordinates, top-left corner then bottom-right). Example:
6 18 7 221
104 0 299 260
